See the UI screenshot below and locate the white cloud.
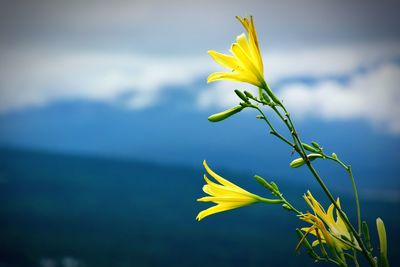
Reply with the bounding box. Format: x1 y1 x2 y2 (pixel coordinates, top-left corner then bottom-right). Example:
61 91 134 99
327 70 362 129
0 49 211 112
1 42 400 134
196 43 400 133
278 63 400 133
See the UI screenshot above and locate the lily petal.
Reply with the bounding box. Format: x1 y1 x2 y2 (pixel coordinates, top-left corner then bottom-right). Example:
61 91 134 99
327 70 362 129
208 50 239 70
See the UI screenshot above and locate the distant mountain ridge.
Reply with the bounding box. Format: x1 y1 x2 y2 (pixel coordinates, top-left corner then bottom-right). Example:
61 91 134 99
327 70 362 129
0 98 399 190
0 146 398 266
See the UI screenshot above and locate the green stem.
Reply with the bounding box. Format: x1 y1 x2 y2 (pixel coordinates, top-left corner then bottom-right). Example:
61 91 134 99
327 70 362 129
353 249 360 267
348 166 361 235
326 155 361 235
258 197 284 205
258 95 376 266
252 106 294 148
306 155 374 266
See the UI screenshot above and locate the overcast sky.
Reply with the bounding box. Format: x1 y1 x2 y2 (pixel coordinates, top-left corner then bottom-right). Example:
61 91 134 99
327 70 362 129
1 0 400 132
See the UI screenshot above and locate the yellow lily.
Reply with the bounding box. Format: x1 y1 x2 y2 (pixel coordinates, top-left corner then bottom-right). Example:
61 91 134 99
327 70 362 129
207 16 266 88
196 160 280 221
299 191 360 251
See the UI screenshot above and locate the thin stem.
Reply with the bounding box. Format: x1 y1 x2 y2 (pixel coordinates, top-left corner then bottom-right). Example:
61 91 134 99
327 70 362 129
306 161 375 266
325 155 362 235
258 197 284 205
281 195 302 215
348 166 361 235
256 91 376 266
275 104 374 265
353 249 360 267
252 106 294 148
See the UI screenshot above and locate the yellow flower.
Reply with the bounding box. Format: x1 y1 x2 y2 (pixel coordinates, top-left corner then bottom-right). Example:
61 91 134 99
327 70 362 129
207 16 266 88
196 160 278 221
299 191 360 251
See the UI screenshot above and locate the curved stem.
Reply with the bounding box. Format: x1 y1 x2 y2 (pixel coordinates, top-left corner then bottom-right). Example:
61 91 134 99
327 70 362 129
252 106 294 148
347 166 361 235
257 94 376 266
305 163 374 266
326 155 361 235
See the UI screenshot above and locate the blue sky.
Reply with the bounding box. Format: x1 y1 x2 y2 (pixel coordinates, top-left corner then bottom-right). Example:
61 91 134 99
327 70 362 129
0 0 400 194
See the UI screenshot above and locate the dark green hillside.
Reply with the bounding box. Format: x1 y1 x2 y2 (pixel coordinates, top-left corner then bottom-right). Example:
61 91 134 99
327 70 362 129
0 148 398 266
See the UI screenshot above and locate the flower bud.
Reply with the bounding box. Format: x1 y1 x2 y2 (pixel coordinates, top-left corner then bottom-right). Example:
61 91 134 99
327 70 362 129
208 105 244 122
376 217 389 267
302 143 320 153
270 181 279 192
244 91 255 99
295 229 319 260
311 141 322 150
290 154 322 168
290 158 305 168
362 221 372 251
253 175 274 191
261 93 271 104
234 90 249 103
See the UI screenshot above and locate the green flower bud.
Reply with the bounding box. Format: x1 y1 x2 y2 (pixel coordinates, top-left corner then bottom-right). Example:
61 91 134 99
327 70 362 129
282 203 292 211
295 229 319 260
270 181 279 192
302 143 320 153
376 217 389 267
332 153 338 160
253 175 274 191
290 157 305 168
261 93 271 104
244 91 255 99
290 154 322 168
208 105 244 122
308 153 323 161
234 90 249 103
311 141 321 149
362 221 372 252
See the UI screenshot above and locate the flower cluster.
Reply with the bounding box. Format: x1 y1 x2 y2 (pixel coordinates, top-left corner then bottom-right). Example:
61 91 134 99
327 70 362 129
299 191 360 252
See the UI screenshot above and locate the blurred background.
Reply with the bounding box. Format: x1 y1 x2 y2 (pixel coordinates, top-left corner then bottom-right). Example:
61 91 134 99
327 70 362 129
0 0 399 266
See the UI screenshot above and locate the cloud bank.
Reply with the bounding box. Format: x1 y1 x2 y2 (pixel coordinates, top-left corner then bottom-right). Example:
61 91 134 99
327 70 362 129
0 43 400 134
279 62 400 133
0 49 210 111
197 43 400 134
